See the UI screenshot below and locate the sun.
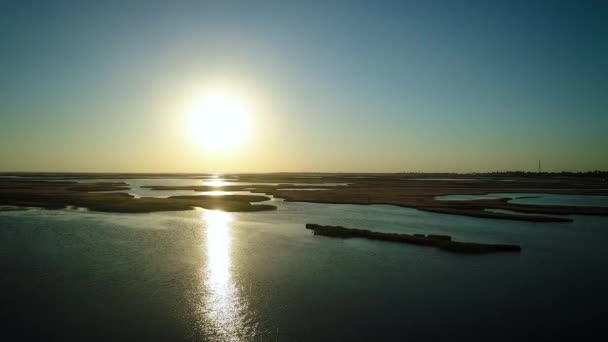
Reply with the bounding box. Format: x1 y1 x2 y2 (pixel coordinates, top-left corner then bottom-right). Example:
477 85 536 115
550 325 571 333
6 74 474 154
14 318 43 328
188 92 251 151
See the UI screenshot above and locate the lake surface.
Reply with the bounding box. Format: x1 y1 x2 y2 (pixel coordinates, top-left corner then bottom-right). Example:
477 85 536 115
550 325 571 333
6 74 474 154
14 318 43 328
1 179 607 340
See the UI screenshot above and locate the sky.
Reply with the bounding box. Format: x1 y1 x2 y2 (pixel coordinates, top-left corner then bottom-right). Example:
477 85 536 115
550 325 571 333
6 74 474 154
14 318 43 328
1 0 606 173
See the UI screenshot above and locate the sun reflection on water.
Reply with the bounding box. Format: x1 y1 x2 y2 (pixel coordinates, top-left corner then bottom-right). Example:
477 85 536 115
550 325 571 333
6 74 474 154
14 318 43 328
203 179 230 187
202 190 230 196
203 210 242 340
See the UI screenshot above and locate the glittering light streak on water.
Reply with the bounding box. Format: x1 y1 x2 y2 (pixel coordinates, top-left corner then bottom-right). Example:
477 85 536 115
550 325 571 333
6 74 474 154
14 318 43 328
202 210 244 341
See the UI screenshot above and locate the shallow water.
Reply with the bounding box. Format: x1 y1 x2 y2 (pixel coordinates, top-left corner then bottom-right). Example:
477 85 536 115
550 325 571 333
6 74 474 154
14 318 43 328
409 178 478 181
275 188 332 191
70 178 347 199
436 192 608 207
1 181 607 340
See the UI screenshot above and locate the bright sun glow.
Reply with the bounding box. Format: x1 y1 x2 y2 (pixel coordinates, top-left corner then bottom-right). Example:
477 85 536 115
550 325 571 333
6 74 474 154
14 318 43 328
188 93 251 151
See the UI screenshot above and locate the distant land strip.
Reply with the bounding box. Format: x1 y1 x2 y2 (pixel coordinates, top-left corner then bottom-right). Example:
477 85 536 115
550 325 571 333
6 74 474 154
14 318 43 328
1 173 608 220
139 174 608 222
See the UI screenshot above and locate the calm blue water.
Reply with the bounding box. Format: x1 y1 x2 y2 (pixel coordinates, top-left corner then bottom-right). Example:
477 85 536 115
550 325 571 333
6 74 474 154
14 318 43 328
1 182 608 340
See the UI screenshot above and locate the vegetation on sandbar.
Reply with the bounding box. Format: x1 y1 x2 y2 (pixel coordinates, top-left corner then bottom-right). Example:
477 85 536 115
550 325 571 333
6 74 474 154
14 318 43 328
3 173 608 221
139 174 608 222
305 224 522 254
0 181 275 213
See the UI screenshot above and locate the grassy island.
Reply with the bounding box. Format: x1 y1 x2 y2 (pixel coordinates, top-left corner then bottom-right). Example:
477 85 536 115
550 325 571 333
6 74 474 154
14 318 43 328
0 180 275 213
305 224 522 254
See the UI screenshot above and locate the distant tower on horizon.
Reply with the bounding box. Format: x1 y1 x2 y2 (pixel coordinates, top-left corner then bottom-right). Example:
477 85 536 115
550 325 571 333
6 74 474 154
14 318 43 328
538 160 542 175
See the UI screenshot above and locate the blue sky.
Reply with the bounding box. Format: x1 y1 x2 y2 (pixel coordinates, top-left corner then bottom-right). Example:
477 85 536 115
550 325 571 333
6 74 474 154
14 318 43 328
1 0 606 172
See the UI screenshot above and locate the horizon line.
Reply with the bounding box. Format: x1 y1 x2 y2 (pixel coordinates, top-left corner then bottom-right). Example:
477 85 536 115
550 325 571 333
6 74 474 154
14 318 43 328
1 170 607 175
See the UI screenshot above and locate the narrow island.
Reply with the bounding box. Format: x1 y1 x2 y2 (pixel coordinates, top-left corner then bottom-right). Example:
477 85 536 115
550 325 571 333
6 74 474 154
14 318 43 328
305 223 522 254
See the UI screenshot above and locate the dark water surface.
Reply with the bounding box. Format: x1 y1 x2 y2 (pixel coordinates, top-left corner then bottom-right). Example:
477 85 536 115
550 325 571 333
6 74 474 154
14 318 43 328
1 184 607 341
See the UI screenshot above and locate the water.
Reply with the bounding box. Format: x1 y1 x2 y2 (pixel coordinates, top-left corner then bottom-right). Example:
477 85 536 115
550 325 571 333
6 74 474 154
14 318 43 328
436 192 608 207
484 208 564 217
275 188 332 191
69 178 347 198
408 178 479 181
1 181 607 340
